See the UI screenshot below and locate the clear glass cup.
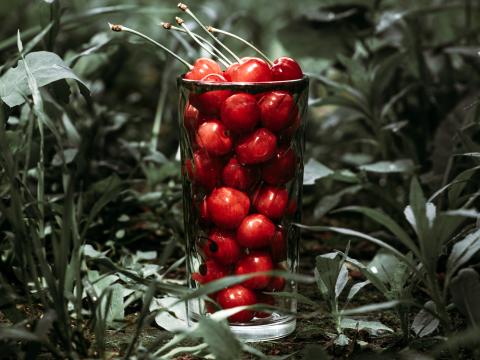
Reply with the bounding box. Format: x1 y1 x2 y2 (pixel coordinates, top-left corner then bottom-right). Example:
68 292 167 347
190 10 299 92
177 75 309 341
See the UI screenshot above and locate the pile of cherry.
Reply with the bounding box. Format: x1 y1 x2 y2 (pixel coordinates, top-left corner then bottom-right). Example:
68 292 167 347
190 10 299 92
109 2 305 323
183 56 304 323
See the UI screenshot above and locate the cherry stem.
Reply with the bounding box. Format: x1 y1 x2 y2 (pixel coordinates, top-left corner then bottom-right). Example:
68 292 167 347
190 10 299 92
177 3 241 63
208 26 273 66
174 18 231 68
162 22 233 66
108 23 193 70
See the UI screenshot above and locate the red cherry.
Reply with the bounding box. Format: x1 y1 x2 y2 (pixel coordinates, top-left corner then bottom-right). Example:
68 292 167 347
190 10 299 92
207 187 250 229
192 259 228 284
224 63 240 81
186 150 222 190
255 293 275 318
234 250 273 289
196 120 233 156
287 199 297 216
235 128 277 165
230 58 273 83
222 157 258 191
261 147 296 185
199 196 210 223
216 285 257 323
252 185 289 220
280 113 301 142
202 228 242 265
258 91 298 132
265 271 286 292
190 74 232 116
184 103 199 134
271 57 303 81
270 227 287 262
236 214 275 248
220 93 260 133
185 58 222 80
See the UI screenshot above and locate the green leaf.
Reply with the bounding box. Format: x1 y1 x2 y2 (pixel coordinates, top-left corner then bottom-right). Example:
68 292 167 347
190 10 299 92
335 206 419 257
0 51 89 107
268 291 318 307
359 159 415 174
407 177 430 247
314 185 362 218
347 280 370 301
448 166 480 208
341 300 401 316
101 284 125 325
368 250 409 289
447 229 480 276
450 269 480 325
340 318 393 335
315 252 347 303
303 158 334 185
411 301 439 337
298 224 420 277
193 318 242 360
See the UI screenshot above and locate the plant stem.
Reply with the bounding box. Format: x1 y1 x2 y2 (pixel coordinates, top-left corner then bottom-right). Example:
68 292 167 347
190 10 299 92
151 58 173 151
162 22 233 65
108 23 193 69
175 18 230 68
208 26 273 65
177 3 241 63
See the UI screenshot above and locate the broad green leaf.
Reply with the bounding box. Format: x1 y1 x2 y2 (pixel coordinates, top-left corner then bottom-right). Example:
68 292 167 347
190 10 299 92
151 297 188 332
335 206 419 257
341 300 401 316
407 177 430 250
411 301 439 337
303 158 334 185
341 318 393 335
450 269 480 325
108 284 125 323
0 51 89 107
268 291 318 307
448 166 480 208
368 250 409 291
315 252 345 302
298 224 420 277
359 159 414 174
336 264 349 298
314 185 362 218
193 318 242 360
447 229 480 276
347 280 370 301
51 148 78 166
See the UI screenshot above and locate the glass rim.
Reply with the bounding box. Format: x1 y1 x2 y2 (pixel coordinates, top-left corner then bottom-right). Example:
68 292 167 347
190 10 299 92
178 75 309 92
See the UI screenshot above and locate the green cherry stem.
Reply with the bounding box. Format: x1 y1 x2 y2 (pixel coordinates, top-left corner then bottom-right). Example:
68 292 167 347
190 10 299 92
208 26 273 66
177 3 241 63
174 18 231 68
162 22 233 66
108 23 193 70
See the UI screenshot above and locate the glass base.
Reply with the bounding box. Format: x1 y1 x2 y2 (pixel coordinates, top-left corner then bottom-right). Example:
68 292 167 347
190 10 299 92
229 314 296 342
